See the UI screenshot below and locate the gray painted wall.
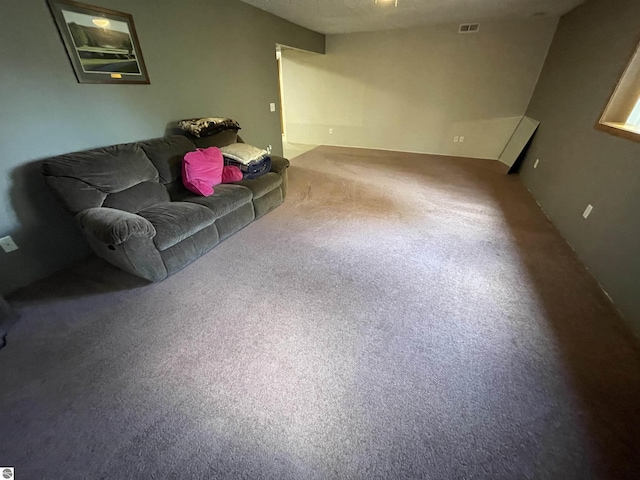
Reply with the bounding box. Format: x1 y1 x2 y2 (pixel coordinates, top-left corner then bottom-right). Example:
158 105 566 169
0 0 324 295
520 0 640 332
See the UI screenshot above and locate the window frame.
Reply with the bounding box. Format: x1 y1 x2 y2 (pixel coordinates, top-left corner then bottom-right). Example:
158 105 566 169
596 35 640 143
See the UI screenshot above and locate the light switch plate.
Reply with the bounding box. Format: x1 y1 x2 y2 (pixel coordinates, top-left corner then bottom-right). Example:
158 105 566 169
269 103 276 112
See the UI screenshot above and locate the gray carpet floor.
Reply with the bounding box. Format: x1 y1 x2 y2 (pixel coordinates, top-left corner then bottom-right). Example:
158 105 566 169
1 146 640 479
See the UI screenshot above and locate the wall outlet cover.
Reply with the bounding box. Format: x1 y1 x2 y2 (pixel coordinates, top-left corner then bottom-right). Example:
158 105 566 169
583 204 594 219
0 235 18 253
269 103 276 112
534 159 540 168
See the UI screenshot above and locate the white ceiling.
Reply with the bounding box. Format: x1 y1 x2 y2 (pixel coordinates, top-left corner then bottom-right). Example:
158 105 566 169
240 0 586 35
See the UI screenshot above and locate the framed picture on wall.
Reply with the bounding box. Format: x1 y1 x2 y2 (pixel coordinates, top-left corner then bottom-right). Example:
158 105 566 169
47 0 150 84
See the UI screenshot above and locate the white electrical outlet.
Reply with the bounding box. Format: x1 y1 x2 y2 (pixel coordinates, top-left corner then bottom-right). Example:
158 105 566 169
459 136 465 143
0 235 18 253
454 136 459 143
266 145 272 154
583 204 593 219
534 159 540 169
269 103 276 112
329 128 333 134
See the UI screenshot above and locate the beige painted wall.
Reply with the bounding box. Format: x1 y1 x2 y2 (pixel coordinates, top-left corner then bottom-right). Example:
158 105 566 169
281 18 558 160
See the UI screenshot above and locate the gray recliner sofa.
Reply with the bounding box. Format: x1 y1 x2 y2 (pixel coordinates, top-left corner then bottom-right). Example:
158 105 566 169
42 132 289 282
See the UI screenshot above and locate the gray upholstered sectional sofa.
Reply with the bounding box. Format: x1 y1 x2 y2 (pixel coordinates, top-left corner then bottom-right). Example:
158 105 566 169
42 132 289 282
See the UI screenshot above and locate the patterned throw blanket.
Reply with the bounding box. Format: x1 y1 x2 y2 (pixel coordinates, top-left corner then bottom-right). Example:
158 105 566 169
178 117 241 138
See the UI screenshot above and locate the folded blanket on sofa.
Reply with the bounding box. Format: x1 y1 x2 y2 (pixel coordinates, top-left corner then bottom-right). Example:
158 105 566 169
224 156 271 180
220 143 268 165
178 117 241 138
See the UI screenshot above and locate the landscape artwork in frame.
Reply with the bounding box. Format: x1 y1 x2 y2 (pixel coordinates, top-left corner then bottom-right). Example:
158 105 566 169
47 0 150 84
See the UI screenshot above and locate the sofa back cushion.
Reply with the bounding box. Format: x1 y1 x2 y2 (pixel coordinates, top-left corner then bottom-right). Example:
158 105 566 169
139 135 196 184
190 130 238 149
43 143 166 215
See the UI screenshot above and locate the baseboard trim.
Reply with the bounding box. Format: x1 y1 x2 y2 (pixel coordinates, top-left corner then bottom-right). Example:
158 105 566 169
315 143 499 162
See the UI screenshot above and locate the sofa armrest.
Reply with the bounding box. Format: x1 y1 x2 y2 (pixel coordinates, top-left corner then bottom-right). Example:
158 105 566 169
76 207 156 245
270 156 290 175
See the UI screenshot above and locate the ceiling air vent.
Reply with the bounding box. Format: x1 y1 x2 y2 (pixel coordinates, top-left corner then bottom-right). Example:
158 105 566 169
459 23 480 34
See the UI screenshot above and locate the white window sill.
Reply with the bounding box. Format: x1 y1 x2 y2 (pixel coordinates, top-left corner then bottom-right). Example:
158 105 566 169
599 121 640 135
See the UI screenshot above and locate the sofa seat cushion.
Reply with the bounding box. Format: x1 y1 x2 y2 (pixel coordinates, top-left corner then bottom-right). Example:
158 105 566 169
181 184 253 219
138 202 216 251
237 173 282 199
101 181 170 213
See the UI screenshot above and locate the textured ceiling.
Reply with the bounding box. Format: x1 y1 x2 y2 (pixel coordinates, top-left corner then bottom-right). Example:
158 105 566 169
240 0 586 34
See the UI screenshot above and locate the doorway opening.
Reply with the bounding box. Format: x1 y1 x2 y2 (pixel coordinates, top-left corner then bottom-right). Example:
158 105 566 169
276 44 321 159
